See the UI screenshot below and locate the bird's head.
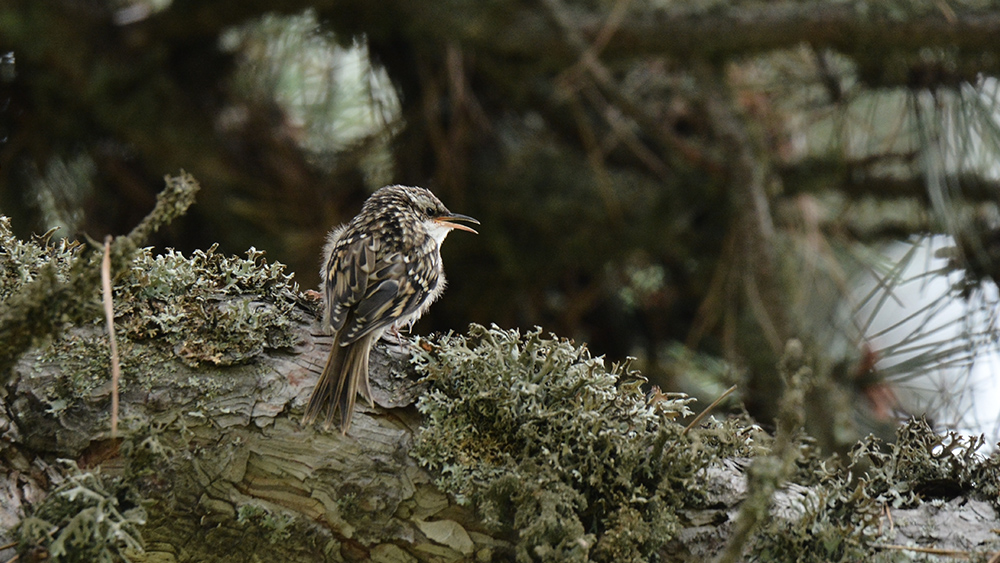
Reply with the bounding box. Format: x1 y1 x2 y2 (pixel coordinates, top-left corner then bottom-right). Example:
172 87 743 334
394 185 479 243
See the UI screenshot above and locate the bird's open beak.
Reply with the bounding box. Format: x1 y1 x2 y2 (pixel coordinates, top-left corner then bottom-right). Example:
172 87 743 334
435 213 480 234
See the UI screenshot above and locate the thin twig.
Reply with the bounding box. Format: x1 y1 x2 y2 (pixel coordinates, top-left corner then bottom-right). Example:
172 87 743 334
102 236 120 438
663 384 737 457
1 542 19 563
126 171 200 246
686 227 738 349
542 0 711 172
567 88 624 224
683 384 738 436
874 544 972 558
884 503 895 533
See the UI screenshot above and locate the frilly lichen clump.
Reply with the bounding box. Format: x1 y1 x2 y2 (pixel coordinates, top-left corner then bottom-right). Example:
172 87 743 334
412 324 738 563
1 213 302 368
851 417 1000 510
115 245 301 366
746 456 881 563
748 418 1000 562
0 217 82 302
14 461 145 563
412 326 1000 562
236 503 296 544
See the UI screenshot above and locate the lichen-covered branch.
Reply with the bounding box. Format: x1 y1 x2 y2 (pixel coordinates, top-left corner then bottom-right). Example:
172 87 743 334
0 173 199 385
1 224 999 562
125 172 201 247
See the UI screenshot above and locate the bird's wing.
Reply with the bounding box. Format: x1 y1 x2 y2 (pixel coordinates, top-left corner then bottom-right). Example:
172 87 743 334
325 236 439 345
325 233 377 333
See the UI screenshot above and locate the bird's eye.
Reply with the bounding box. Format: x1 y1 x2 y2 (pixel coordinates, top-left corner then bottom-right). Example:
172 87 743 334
425 206 436 216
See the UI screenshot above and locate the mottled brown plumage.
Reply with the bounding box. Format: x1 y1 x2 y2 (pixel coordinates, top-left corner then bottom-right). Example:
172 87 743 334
303 185 478 433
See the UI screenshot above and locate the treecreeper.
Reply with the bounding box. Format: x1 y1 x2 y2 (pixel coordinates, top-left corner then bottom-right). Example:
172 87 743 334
303 185 479 433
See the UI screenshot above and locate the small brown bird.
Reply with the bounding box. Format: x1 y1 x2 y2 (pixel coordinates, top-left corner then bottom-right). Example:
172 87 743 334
303 185 479 433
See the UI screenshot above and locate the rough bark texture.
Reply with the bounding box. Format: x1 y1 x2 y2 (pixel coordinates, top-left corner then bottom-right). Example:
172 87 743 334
1 302 483 562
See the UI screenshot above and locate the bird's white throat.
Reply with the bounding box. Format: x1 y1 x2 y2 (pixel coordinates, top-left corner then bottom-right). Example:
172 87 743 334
425 220 454 246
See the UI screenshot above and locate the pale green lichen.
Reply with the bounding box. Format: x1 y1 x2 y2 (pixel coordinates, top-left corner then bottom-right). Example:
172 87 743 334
412 324 726 563
37 333 150 415
851 418 1000 510
1 210 303 422
0 218 82 302
115 245 301 366
14 461 146 563
718 340 813 563
412 328 1000 563
747 417 1000 562
744 455 883 563
236 503 296 544
6 239 301 372
0 172 201 382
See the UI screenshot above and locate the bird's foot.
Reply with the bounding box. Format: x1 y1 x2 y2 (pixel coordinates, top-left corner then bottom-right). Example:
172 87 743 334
381 323 415 357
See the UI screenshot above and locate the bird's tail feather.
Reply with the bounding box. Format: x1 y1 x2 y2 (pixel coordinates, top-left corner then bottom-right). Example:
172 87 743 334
302 336 346 427
302 334 376 434
336 334 375 432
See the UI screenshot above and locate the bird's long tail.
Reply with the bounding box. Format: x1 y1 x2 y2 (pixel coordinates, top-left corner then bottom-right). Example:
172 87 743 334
303 333 376 433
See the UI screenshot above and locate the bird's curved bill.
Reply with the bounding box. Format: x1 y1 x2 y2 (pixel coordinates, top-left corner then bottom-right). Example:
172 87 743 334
435 213 480 234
